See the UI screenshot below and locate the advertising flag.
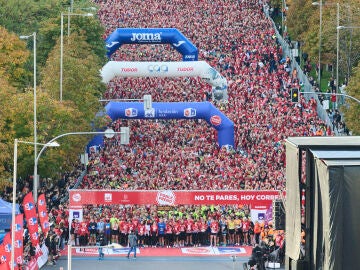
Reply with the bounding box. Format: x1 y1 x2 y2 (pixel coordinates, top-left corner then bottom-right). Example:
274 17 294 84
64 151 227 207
37 194 50 236
22 193 39 247
0 233 12 270
13 214 23 268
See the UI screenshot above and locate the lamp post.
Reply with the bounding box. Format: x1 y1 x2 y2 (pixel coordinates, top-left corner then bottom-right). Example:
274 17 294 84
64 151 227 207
33 128 129 202
11 140 59 270
337 25 360 88
312 1 323 90
60 12 93 102
68 7 97 37
19 32 38 201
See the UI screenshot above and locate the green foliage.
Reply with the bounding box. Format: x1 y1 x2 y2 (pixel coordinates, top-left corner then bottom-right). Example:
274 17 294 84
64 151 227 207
0 0 107 184
41 32 106 122
0 26 31 87
342 63 360 135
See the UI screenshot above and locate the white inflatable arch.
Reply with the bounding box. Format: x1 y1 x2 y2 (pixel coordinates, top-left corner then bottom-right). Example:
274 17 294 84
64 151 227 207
101 61 228 101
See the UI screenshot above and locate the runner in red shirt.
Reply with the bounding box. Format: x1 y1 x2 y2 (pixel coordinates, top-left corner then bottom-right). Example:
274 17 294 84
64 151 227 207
165 219 173 248
137 220 146 247
173 219 181 247
185 217 194 246
179 219 186 247
199 217 208 246
192 218 200 247
78 223 89 247
210 218 219 247
242 217 250 246
150 221 158 247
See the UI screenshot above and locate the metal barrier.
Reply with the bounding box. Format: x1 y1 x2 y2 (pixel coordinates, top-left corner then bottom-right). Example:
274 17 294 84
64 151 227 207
263 4 337 134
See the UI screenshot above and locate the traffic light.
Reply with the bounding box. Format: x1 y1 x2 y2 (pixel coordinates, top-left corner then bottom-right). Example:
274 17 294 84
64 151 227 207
291 88 299 103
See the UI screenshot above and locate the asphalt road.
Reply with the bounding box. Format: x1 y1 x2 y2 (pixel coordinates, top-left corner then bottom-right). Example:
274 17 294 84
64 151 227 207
43 255 285 270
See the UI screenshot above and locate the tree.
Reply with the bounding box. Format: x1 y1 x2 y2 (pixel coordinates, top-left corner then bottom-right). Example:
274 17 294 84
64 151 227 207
41 32 106 122
342 62 360 135
0 26 30 87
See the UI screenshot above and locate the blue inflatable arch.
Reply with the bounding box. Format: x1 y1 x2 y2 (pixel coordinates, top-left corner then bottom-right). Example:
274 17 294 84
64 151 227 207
105 28 198 61
87 101 234 150
106 101 234 147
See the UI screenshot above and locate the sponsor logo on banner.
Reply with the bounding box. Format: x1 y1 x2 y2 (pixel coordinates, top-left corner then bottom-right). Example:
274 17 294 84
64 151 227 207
125 108 138 117
121 67 138 72
40 211 47 218
104 193 112 202
73 211 80 219
32 232 39 240
258 213 265 220
4 244 11 253
185 55 196 59
106 41 119 48
210 115 222 126
15 223 22 232
130 33 162 42
145 108 155 118
158 108 179 117
38 199 45 206
173 41 186 47
72 193 81 202
216 247 246 255
24 202 34 211
156 190 176 205
16 255 23 264
181 247 212 254
75 247 139 255
0 255 6 263
14 240 22 248
177 67 194 72
28 217 37 226
184 108 196 117
148 65 168 73
43 221 50 229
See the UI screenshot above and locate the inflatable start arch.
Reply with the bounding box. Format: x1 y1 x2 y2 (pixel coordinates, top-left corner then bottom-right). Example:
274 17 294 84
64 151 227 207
105 28 198 61
87 101 234 149
106 101 234 147
101 61 228 102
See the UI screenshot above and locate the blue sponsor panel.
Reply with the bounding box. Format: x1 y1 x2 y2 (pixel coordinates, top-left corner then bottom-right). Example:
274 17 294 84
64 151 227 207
105 28 198 61
104 101 234 147
217 247 246 254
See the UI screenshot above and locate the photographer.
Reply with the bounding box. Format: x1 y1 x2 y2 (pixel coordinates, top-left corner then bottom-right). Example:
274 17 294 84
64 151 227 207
248 243 266 270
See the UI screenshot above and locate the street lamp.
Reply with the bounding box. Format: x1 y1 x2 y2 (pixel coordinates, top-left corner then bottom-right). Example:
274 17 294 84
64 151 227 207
19 32 38 202
11 140 59 270
33 129 129 201
312 1 323 90
67 7 97 38
60 12 93 102
337 24 360 102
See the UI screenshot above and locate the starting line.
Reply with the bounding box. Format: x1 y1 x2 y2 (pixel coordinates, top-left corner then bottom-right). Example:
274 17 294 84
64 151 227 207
66 246 252 257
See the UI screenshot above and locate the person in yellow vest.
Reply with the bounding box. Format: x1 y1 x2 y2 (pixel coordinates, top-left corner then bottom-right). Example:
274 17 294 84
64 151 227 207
253 221 262 244
234 216 242 246
227 216 236 246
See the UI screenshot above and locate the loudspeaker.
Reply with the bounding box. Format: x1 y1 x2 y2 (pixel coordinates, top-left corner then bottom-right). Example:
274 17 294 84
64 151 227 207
273 199 285 230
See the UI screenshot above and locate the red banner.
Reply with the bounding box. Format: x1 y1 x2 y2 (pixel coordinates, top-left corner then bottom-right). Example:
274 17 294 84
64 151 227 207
0 233 11 270
13 214 23 267
14 214 24 269
0 261 9 270
22 193 39 248
69 190 280 207
37 194 50 236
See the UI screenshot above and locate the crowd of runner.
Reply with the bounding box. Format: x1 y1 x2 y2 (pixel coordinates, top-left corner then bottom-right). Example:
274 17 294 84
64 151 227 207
84 0 331 193
59 203 284 250
2 0 332 265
